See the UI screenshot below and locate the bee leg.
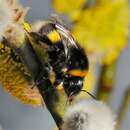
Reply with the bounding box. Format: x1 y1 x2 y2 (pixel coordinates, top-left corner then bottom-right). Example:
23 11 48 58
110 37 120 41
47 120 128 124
53 77 64 90
29 32 52 46
34 74 56 94
31 85 35 89
68 93 74 104
65 92 75 106
30 80 38 89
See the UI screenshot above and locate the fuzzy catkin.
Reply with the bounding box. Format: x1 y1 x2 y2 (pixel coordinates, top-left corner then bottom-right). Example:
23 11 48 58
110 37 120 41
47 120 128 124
62 98 116 130
0 0 28 45
0 0 13 41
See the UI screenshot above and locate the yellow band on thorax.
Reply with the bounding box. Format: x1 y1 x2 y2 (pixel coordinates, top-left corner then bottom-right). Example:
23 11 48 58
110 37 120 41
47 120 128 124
47 30 61 43
68 69 88 77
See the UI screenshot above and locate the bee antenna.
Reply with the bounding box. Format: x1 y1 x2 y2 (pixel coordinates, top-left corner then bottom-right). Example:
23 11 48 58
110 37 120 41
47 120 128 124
81 90 96 99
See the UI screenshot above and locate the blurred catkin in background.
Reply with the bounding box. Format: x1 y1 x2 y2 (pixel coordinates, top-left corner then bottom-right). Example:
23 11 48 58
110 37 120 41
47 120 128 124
52 0 129 129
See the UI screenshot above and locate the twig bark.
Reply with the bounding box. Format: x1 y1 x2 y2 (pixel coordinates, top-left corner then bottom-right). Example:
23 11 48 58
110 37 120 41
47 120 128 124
96 61 117 102
116 87 130 130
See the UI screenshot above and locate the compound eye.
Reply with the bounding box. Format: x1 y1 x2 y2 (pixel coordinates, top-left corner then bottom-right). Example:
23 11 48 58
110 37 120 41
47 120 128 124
77 80 83 86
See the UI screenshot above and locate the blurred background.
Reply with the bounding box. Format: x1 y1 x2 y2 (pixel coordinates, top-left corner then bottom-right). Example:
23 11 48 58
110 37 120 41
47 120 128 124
0 0 130 130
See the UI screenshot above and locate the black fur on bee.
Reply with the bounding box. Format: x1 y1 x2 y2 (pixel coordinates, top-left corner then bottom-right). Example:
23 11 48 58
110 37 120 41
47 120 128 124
30 20 89 97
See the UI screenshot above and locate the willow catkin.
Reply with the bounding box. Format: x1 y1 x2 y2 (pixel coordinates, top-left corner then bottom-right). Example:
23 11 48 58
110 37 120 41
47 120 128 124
62 98 116 130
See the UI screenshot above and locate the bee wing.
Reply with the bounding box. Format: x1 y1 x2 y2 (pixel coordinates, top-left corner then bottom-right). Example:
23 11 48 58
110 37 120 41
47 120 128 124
55 23 78 49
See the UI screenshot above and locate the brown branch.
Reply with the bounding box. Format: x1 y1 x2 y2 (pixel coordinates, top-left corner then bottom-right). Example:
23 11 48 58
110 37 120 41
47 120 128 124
96 61 117 102
116 87 130 130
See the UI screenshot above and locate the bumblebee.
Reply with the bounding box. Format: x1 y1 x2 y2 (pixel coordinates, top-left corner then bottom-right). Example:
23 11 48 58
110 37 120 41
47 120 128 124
30 19 89 97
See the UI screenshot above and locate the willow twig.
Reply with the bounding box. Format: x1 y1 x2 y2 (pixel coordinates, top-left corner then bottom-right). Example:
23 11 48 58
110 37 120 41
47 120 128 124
116 87 130 130
96 61 117 103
